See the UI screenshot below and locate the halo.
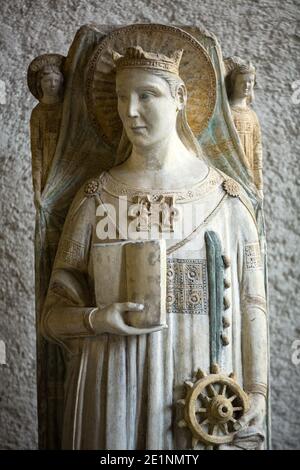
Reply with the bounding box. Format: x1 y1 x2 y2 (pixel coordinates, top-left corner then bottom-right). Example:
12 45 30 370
27 53 65 99
85 24 217 148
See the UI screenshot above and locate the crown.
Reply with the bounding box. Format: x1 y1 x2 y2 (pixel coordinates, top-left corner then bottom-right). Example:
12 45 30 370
224 56 256 76
112 46 183 75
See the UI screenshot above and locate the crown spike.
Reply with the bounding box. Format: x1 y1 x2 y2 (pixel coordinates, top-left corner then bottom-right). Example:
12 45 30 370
112 46 183 75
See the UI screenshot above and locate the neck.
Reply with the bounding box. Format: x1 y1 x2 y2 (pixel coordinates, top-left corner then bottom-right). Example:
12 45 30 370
230 96 248 108
126 130 192 173
112 128 209 189
41 96 61 105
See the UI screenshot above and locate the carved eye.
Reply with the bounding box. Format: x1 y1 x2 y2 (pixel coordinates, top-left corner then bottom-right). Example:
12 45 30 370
140 92 151 101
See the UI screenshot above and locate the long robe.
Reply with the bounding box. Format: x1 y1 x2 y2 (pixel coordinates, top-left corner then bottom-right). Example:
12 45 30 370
230 106 263 192
41 166 267 450
30 101 63 193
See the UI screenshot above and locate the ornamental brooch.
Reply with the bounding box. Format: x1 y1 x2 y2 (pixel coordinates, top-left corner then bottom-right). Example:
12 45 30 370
222 179 241 198
84 179 101 196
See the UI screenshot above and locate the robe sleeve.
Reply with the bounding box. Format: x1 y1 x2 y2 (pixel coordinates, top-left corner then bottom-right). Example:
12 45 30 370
237 202 268 397
41 185 101 348
252 112 263 192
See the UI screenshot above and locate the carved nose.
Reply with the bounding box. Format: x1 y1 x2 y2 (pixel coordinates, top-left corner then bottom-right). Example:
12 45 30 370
127 97 139 117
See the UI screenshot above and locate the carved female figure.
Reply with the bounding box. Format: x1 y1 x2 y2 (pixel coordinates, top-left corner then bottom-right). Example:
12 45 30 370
28 54 65 207
42 46 268 450
226 58 263 198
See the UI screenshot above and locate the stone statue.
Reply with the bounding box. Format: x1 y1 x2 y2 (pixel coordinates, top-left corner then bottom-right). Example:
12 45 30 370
225 57 263 199
28 54 65 207
28 24 269 450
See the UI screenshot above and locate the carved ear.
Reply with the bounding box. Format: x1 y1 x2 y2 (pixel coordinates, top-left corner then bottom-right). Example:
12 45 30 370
176 83 187 109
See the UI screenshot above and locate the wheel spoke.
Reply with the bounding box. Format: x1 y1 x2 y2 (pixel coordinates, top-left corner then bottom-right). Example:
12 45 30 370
201 418 209 426
228 394 237 402
221 384 227 396
208 423 216 435
196 407 207 413
208 384 217 397
199 392 210 403
229 417 236 424
233 406 243 411
220 423 229 435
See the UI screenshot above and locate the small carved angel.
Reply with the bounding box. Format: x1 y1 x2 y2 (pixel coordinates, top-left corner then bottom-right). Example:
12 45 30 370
28 54 65 207
225 57 263 199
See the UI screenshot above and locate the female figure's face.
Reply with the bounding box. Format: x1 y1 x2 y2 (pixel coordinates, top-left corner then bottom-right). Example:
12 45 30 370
232 72 255 100
116 68 180 149
40 70 63 99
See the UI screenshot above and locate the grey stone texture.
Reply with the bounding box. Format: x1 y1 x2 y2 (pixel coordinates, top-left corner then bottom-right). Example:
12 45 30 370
0 0 299 450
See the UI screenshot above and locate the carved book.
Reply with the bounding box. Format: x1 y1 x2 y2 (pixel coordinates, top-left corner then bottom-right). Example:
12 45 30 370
92 240 167 328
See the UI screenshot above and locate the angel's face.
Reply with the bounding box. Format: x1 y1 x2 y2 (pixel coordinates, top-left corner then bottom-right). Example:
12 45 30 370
233 72 255 99
40 70 63 99
116 68 178 149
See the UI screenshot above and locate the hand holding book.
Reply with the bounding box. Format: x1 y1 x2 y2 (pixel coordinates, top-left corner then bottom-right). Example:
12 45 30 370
89 302 166 336
92 240 167 332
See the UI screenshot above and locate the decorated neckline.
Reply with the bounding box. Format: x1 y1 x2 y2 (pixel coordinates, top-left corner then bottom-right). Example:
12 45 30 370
99 167 223 203
230 104 252 112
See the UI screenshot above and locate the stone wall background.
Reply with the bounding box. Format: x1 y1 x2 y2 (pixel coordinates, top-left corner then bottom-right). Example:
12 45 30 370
0 0 299 450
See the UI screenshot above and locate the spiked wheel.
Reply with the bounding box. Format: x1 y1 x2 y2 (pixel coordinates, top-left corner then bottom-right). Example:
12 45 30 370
178 365 250 447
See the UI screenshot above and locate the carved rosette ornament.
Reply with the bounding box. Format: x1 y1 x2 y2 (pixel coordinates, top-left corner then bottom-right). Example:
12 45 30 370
222 179 241 197
84 179 101 196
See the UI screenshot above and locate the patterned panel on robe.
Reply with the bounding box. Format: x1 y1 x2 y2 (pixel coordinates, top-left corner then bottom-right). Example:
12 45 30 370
166 258 208 315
